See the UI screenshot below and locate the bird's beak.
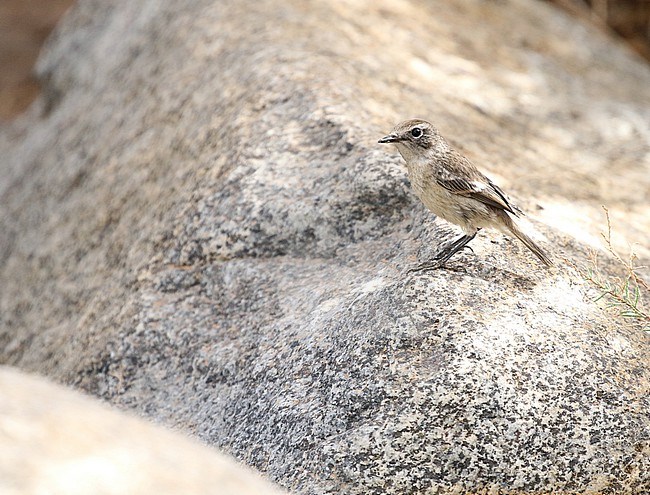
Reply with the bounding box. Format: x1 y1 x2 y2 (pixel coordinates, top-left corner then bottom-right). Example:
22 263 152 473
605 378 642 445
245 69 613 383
378 133 400 144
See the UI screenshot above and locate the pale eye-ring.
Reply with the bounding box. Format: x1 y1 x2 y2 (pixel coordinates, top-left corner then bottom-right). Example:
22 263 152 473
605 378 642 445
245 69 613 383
410 127 423 138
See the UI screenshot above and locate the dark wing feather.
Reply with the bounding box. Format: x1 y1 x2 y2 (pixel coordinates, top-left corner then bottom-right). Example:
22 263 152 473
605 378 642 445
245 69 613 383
485 178 519 216
436 152 518 215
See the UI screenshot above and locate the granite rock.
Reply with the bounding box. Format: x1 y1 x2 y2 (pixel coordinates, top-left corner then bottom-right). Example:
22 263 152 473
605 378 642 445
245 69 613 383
1 0 650 493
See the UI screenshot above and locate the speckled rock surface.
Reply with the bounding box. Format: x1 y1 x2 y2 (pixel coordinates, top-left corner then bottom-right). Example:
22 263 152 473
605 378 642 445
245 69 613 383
1 0 650 493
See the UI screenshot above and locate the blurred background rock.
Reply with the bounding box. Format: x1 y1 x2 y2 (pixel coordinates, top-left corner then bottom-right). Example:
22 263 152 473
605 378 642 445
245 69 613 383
548 0 650 60
0 0 648 121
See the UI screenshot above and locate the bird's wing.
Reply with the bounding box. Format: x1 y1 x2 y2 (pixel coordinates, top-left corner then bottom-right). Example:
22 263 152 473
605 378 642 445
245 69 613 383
436 153 518 215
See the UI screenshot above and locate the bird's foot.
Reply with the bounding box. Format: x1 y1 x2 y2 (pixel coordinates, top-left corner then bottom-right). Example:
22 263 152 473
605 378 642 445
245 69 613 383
406 233 477 274
406 258 446 274
406 249 452 273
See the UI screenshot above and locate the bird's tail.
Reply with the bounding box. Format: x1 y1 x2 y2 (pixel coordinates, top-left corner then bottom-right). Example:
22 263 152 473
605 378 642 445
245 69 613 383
499 212 553 267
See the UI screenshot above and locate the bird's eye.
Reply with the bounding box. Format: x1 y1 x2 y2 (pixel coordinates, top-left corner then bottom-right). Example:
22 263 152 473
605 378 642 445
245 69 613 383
410 127 423 138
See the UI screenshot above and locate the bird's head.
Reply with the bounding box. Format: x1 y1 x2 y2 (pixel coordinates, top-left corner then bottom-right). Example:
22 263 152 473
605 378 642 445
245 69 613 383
378 119 444 162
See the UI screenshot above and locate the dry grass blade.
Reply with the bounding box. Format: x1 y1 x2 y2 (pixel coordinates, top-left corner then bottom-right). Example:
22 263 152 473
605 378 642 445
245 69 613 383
576 206 649 331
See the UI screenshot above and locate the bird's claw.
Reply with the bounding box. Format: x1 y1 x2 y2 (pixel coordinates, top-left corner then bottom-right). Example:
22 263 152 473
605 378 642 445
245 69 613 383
407 261 444 274
406 253 448 274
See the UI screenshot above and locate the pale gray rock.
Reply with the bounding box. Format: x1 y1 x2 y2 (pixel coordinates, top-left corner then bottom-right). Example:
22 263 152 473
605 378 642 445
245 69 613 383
0 366 288 495
1 0 650 494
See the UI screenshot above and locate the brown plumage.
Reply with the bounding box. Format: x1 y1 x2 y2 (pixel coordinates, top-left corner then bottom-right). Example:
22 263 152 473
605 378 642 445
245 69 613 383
379 119 552 270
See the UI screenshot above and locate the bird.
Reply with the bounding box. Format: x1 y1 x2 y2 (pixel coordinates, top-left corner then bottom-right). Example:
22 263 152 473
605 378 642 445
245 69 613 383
378 119 552 271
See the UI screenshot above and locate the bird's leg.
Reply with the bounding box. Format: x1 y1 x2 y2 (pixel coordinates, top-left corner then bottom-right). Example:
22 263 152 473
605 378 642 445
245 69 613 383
408 232 477 273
